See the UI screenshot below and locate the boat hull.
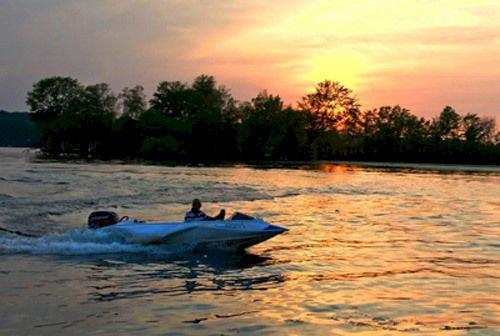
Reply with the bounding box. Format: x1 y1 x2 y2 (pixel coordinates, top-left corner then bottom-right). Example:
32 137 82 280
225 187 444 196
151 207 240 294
99 219 287 250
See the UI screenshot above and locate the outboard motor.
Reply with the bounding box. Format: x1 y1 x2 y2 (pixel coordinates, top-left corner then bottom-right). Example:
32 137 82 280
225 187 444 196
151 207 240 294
88 211 119 229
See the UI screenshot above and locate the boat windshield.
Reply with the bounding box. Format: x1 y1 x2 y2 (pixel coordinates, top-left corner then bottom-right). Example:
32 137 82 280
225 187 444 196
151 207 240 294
230 212 255 220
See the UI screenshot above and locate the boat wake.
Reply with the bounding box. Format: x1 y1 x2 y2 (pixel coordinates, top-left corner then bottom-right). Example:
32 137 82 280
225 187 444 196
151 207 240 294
0 229 191 256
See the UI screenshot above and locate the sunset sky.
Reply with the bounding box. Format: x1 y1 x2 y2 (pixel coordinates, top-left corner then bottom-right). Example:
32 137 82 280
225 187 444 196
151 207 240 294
1 0 499 119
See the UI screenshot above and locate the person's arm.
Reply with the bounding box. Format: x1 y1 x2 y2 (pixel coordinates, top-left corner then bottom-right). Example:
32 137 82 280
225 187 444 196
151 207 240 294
213 209 225 220
198 210 213 221
202 209 225 221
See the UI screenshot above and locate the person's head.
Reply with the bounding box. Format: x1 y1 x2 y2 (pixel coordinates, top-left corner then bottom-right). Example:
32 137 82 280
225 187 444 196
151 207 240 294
192 198 202 211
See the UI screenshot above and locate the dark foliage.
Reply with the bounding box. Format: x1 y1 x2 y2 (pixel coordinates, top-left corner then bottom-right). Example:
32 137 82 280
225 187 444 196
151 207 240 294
25 76 500 164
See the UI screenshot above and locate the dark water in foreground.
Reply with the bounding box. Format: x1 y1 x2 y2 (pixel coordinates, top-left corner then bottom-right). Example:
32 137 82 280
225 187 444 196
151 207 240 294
0 148 499 335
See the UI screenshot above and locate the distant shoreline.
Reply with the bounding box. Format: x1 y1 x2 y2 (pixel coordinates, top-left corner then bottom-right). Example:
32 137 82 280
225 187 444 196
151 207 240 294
317 160 500 173
4 147 499 173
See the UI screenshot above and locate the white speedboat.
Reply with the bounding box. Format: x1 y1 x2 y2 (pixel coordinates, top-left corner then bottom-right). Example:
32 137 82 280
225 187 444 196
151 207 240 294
89 211 288 250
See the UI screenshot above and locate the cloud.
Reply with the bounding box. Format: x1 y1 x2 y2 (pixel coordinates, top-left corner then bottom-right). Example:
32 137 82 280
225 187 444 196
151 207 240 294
0 0 499 120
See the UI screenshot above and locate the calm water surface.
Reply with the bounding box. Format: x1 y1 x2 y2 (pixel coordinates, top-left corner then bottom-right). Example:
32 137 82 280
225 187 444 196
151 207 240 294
0 148 499 335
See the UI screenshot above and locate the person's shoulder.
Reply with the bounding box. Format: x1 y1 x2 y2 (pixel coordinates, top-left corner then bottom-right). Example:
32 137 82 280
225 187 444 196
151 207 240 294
185 210 196 217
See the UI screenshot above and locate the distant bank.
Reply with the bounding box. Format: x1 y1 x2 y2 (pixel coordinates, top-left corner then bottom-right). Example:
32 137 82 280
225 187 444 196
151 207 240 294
1 147 499 175
0 111 39 147
23 75 500 165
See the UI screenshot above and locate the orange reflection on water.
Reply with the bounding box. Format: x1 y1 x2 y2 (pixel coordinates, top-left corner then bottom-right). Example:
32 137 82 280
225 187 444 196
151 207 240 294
316 163 358 174
236 166 500 334
2 149 499 335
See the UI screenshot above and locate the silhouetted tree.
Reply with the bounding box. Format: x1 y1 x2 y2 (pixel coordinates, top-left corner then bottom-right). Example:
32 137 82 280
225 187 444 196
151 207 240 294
138 108 169 138
111 85 147 157
119 85 147 119
185 74 233 161
275 107 310 160
431 106 461 140
26 76 83 154
150 81 191 118
111 115 141 158
365 105 427 161
137 108 179 159
25 75 499 164
74 83 117 157
239 91 285 159
462 113 496 144
298 80 361 134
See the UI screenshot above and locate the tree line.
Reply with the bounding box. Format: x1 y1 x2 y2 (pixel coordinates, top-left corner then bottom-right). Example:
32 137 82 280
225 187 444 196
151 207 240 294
26 75 499 164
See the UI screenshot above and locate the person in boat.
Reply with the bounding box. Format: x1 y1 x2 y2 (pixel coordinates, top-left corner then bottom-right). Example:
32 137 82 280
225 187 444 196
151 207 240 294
184 198 225 222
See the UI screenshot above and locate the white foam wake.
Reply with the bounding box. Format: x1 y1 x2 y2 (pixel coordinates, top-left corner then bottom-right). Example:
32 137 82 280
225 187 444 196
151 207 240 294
0 229 184 255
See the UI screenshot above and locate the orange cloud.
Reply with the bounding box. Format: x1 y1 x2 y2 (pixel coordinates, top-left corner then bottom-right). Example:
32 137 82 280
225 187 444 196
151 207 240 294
189 0 500 117
1 0 499 120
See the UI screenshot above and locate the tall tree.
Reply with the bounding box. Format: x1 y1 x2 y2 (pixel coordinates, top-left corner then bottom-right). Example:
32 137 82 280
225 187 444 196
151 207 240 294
26 76 84 154
26 76 82 122
186 74 234 161
298 80 361 134
74 83 117 156
368 105 426 160
150 81 190 117
462 113 496 144
119 85 147 119
431 106 461 139
239 91 284 159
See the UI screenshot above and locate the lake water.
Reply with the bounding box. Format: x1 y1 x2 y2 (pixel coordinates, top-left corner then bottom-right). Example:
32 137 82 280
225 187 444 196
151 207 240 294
0 147 499 335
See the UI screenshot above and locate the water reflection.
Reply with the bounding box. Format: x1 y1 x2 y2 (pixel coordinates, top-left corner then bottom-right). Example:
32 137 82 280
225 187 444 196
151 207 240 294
1 148 499 335
316 163 358 174
82 251 286 302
